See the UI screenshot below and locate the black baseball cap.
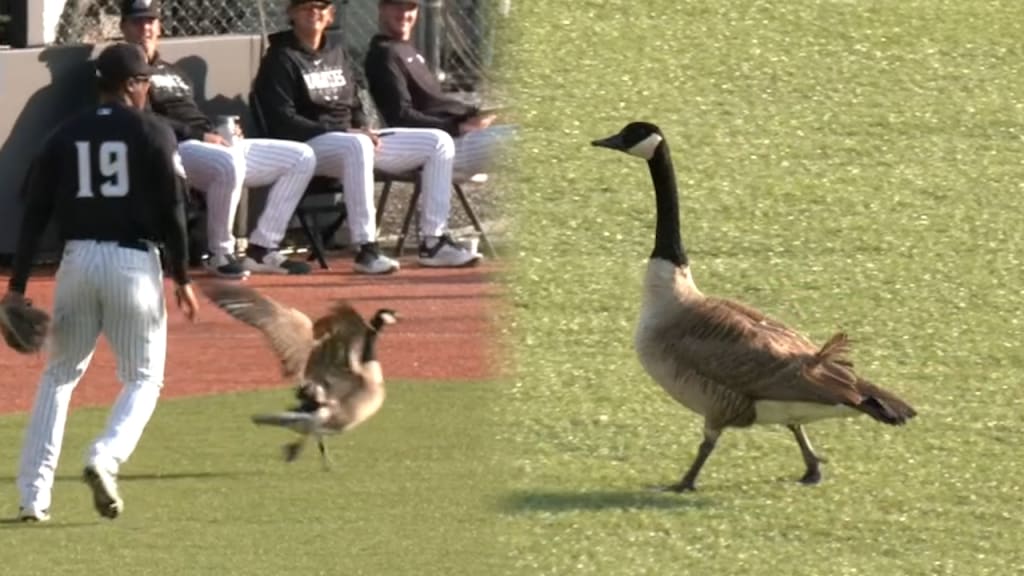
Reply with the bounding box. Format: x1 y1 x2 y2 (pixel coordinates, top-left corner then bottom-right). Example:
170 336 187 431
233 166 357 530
121 0 161 19
96 42 153 83
289 0 332 7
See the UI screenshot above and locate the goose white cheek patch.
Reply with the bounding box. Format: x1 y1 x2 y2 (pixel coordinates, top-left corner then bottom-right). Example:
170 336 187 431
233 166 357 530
627 133 664 160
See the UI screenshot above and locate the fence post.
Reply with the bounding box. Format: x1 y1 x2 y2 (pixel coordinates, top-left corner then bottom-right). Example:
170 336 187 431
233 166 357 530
7 0 48 48
422 0 442 75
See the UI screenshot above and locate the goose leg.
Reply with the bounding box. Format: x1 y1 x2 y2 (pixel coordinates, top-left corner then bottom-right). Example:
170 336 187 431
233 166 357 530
788 425 823 485
317 437 333 472
665 429 721 493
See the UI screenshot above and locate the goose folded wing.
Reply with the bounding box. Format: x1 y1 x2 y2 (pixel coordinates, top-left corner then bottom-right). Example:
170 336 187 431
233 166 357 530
200 282 315 380
668 300 864 406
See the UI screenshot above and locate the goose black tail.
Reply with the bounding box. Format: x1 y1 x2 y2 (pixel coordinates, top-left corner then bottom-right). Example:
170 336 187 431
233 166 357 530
854 380 918 426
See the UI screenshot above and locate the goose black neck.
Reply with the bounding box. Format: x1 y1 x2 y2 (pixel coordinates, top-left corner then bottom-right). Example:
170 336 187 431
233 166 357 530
360 330 380 363
648 142 688 267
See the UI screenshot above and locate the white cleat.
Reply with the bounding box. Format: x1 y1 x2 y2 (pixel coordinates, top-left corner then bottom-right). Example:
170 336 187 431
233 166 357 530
17 507 51 523
83 465 124 520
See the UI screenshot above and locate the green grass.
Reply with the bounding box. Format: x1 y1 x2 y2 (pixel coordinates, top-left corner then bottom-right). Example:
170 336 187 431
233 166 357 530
0 381 507 576
500 1 1024 574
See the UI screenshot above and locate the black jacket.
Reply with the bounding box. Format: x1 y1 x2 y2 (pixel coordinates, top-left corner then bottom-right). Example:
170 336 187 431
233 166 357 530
253 30 368 142
147 52 213 142
364 34 477 136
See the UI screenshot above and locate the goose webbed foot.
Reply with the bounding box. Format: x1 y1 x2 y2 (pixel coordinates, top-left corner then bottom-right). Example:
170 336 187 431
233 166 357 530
661 480 698 493
788 424 824 486
798 467 822 485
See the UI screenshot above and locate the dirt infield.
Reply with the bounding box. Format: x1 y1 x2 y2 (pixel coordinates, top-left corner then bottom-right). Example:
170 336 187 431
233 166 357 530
0 257 501 415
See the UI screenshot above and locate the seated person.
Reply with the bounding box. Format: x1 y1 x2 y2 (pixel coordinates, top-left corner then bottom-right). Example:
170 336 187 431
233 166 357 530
120 0 317 277
252 0 481 273
364 0 515 180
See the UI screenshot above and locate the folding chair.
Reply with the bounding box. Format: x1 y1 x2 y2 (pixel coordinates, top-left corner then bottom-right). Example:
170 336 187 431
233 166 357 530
360 91 496 258
248 91 347 270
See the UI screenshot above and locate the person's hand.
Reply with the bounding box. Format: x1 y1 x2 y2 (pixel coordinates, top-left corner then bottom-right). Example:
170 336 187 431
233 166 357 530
459 113 497 135
348 128 382 151
1 291 27 307
202 132 231 147
174 283 199 322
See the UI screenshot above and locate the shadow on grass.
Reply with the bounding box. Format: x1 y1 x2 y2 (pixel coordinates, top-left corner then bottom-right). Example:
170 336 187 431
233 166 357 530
0 518 100 529
500 489 714 514
0 471 254 484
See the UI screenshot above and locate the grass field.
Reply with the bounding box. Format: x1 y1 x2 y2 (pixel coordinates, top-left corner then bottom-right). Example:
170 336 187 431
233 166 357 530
0 381 507 575
500 1 1024 575
3 2 1024 574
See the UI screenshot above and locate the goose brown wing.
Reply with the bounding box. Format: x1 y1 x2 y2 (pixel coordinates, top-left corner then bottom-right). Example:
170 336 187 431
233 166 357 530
663 297 864 406
200 281 315 380
306 300 371 386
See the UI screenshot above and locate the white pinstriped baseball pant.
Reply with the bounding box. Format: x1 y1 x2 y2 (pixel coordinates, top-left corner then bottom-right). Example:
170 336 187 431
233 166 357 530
18 241 167 514
306 128 455 245
179 138 316 255
452 124 517 179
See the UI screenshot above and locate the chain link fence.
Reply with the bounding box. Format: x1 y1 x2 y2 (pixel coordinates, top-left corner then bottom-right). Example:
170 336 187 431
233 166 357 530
47 0 505 92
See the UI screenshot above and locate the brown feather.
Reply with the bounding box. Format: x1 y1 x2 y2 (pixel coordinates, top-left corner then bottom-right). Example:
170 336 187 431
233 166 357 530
199 281 315 380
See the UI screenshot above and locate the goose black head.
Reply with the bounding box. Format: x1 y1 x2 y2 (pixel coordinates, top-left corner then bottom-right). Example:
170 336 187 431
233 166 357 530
591 122 665 161
370 309 399 332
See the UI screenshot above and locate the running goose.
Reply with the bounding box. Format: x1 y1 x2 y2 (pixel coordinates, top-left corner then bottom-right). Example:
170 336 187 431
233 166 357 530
201 282 398 470
591 121 917 491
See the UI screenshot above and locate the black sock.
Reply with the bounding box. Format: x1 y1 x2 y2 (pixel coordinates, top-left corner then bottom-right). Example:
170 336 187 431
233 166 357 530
246 244 269 261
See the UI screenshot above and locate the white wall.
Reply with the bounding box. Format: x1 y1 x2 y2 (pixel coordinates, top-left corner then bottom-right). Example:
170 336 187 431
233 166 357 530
43 0 68 44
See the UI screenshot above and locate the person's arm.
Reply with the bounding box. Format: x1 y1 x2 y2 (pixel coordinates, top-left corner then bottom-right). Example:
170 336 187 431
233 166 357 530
365 46 468 134
8 141 59 295
151 123 191 288
254 48 329 141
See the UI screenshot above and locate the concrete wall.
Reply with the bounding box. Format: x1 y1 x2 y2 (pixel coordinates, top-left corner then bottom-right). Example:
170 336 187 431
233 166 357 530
0 34 264 258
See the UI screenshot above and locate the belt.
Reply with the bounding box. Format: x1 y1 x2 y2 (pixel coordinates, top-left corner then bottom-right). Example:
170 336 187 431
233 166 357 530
117 240 152 252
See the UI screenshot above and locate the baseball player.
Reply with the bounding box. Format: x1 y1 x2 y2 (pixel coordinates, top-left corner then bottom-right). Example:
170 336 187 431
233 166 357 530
364 0 516 180
4 42 199 522
120 0 317 277
252 0 482 274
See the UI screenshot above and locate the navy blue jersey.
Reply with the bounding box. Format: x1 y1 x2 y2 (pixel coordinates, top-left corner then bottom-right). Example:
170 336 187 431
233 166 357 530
8 101 191 292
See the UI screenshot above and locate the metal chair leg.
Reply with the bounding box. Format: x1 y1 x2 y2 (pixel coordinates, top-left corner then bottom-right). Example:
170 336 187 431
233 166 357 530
296 209 329 270
395 181 422 257
375 180 393 236
454 182 497 258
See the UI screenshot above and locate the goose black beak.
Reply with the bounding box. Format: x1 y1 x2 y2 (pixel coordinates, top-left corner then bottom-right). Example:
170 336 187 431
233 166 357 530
591 133 626 151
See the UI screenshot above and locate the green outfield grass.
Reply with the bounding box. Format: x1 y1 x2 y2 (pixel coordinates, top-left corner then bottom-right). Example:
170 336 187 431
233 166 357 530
500 1 1024 575
0 381 507 576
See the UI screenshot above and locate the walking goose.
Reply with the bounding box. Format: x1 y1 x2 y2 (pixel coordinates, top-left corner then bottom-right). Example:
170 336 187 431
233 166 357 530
201 282 398 470
591 121 917 491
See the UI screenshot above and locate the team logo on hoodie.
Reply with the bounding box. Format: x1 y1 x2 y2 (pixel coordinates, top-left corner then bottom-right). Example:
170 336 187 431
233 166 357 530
149 67 193 98
302 68 348 102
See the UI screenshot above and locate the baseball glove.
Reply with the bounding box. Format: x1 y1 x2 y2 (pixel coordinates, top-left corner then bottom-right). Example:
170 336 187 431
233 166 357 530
0 298 51 354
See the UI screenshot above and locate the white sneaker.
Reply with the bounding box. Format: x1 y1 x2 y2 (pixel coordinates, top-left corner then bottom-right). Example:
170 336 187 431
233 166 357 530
203 253 250 279
354 243 400 275
418 235 482 268
83 465 124 520
242 249 312 275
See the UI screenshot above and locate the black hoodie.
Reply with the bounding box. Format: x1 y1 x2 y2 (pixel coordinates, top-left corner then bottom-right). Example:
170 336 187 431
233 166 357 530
147 52 214 142
364 34 477 136
253 30 368 142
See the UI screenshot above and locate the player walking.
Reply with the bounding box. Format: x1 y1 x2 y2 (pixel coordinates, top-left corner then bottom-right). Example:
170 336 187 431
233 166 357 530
4 42 199 522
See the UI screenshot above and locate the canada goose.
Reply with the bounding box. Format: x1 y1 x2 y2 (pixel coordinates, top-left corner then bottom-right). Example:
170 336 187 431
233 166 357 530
591 121 917 491
200 282 398 470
